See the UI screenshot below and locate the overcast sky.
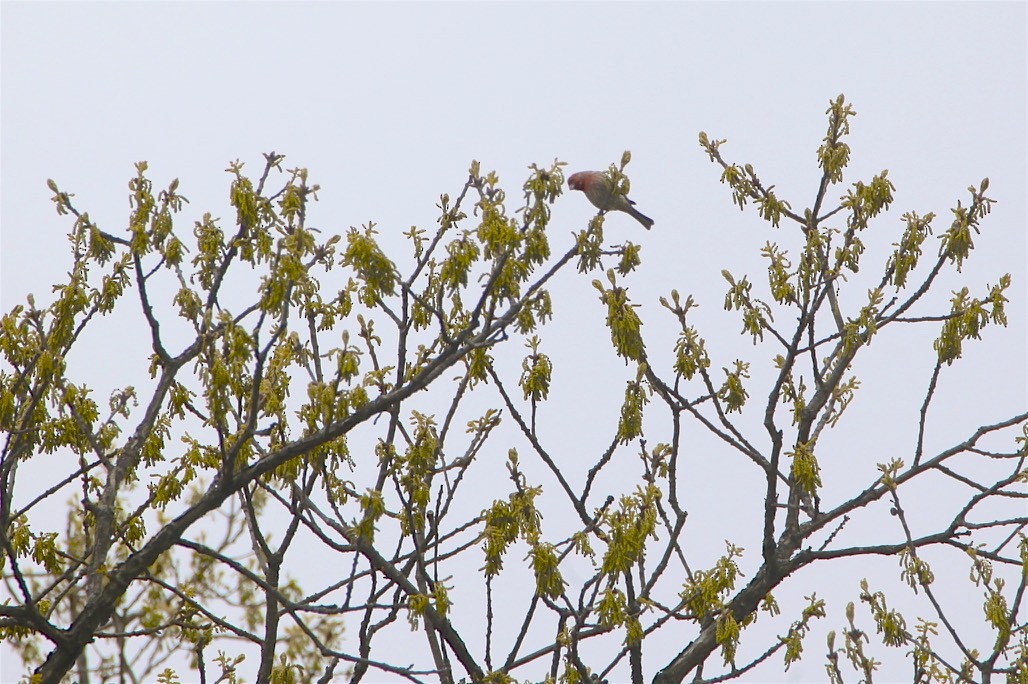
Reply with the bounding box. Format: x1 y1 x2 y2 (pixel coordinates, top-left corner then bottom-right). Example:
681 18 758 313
2 2 1026 682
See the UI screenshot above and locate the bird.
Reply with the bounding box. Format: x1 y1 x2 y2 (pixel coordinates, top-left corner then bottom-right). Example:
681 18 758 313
567 170 654 229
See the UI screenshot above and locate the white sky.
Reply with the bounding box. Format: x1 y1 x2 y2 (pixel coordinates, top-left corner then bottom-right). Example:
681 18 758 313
2 2 1026 683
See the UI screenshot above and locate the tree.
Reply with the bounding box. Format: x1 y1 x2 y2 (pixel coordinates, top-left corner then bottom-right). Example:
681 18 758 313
1 95 1025 684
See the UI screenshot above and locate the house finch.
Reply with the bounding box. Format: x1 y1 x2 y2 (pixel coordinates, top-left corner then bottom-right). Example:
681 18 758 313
568 170 654 229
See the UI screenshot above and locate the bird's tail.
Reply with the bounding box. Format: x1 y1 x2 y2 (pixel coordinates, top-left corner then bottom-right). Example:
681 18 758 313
628 206 654 230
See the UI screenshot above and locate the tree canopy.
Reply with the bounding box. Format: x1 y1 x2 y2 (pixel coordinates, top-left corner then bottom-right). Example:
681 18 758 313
2 95 1025 684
